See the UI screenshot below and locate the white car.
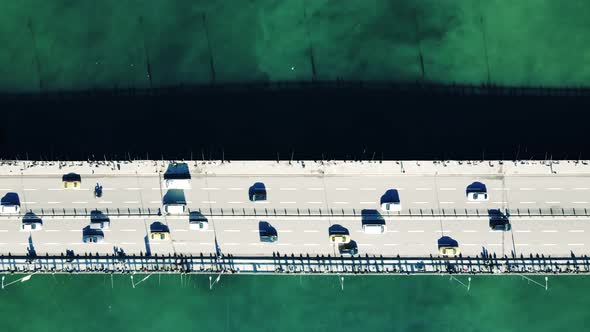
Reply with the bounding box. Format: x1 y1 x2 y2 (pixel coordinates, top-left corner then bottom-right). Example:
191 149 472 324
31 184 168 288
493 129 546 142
21 222 42 231
0 205 20 214
467 192 488 202
381 202 401 212
189 220 209 231
363 223 386 234
163 179 191 190
164 204 187 215
90 220 110 230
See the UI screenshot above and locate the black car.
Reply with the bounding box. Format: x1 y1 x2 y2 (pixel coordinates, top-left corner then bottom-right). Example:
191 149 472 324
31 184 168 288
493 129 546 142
338 241 358 256
488 209 511 231
249 182 267 201
94 183 103 198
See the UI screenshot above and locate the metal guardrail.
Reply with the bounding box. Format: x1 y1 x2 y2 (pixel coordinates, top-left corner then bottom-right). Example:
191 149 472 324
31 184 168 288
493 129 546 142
6 207 590 219
0 254 588 275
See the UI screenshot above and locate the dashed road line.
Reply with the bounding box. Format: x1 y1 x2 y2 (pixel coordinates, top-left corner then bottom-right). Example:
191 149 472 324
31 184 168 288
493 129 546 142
307 201 323 204
569 230 585 233
123 201 140 204
519 188 535 191
412 201 429 204
545 201 560 204
228 188 244 191
416 188 431 191
228 201 243 204
202 201 217 204
307 188 324 191
72 201 88 204
519 201 536 204
279 188 297 191
360 188 376 191
333 202 349 205
335 188 349 191
542 230 557 233
280 201 297 204
360 201 376 204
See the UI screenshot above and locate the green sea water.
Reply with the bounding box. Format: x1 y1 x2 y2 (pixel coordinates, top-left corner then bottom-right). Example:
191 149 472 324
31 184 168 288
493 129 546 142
0 274 587 331
2 0 590 92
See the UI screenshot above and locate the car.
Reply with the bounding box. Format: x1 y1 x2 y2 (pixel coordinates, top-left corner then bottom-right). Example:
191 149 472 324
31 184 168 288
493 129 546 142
466 182 488 201
439 246 460 258
150 231 170 241
260 233 278 243
163 204 186 215
164 179 191 190
189 212 209 231
338 242 358 256
0 204 20 214
90 220 110 230
62 173 81 189
83 234 104 243
329 234 351 244
488 209 511 231
21 222 42 231
94 183 103 198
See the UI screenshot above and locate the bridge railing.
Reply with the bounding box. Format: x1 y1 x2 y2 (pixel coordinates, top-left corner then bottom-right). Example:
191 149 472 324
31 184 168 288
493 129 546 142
6 206 590 219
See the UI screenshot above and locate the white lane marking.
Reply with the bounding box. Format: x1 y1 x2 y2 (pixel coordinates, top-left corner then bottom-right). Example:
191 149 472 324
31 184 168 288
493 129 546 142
492 201 507 204
467 201 482 204
125 188 141 190
569 230 585 233
384 244 398 246
412 201 429 204
254 201 270 204
121 229 137 232
462 230 477 233
360 188 376 191
277 243 292 246
201 187 220 190
304 230 319 233
151 188 160 190
199 242 213 245
542 230 557 233
568 243 585 246
72 201 88 204
228 201 243 204
280 188 297 191
307 188 324 191
149 201 161 204
463 244 476 246
307 201 323 204
519 201 536 204
516 230 531 233
543 243 556 246
492 188 510 191
303 243 319 246
440 201 454 204
68 242 83 245
69 230 80 232
519 188 535 191
358 244 373 247
45 230 60 233
489 244 502 246
573 187 589 190
224 243 239 246
44 242 61 245
48 188 62 191
23 201 37 204
172 229 188 232
0 230 8 232
121 242 136 245
280 201 297 204
333 202 349 204
572 201 588 204
335 188 349 191
124 201 140 204
416 188 431 191
23 188 37 191
228 188 244 191
225 230 240 232
434 230 451 233
202 201 217 204
408 230 424 233
281 230 293 233
545 201 560 204
547 188 563 191
440 188 456 191
98 201 112 204
48 201 61 204
360 201 376 204
516 244 529 246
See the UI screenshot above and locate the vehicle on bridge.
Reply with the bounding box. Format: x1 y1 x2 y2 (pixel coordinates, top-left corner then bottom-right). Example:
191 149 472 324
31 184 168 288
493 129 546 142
339 241 358 256
0 192 21 215
488 209 511 231
83 234 104 243
90 210 110 230
259 221 278 243
189 211 209 230
380 189 401 212
62 173 81 189
21 212 42 231
438 236 460 258
163 189 187 215
466 181 488 201
150 230 170 241
329 234 351 244
249 182 267 202
361 209 387 234
163 163 191 189
94 183 103 198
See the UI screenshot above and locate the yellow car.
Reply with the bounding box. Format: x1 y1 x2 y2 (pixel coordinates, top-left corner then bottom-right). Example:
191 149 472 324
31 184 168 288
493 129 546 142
329 234 351 244
150 231 170 241
439 246 460 258
62 173 81 189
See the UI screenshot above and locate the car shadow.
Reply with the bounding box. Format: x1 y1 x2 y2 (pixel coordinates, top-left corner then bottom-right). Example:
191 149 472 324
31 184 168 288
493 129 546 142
144 235 152 257
1 192 20 206
361 209 385 226
27 234 36 257
162 189 186 205
437 236 459 248
258 221 278 238
328 224 349 235
149 221 169 233
466 181 487 194
62 172 81 182
22 211 43 225
90 210 110 222
164 162 191 180
380 189 399 205
82 225 104 237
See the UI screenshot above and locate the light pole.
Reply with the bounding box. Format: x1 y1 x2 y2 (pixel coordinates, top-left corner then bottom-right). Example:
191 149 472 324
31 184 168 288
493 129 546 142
209 274 221 290
340 276 344 291
2 273 34 289
518 274 548 291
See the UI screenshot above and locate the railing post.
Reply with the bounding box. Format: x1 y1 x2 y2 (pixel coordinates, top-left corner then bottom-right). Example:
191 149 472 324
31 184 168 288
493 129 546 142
420 208 423 217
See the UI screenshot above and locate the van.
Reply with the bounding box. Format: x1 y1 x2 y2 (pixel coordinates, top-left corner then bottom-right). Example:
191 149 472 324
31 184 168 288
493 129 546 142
164 179 191 190
164 204 186 215
362 223 386 234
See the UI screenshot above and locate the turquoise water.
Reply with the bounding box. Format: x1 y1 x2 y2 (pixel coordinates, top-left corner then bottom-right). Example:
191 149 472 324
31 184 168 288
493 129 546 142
0 274 586 331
